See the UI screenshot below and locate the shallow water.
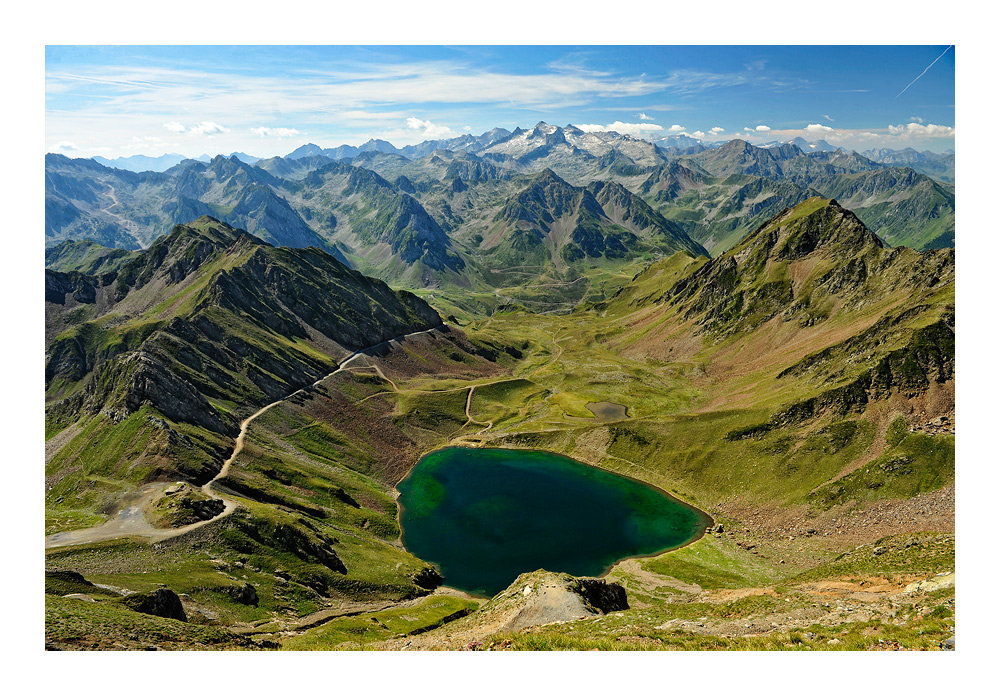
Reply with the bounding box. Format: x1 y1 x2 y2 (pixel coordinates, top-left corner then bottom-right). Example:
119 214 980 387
586 401 628 421
397 447 711 597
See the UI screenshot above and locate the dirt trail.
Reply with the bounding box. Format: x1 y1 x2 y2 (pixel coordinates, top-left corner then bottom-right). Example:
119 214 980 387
45 326 444 550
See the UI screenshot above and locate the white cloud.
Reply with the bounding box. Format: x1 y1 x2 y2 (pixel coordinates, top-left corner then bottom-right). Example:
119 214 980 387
463 125 472 131
910 116 925 123
164 121 186 133
887 122 955 138
755 125 771 132
575 121 664 137
806 123 834 133
638 112 653 121
189 121 229 136
405 117 456 139
251 127 301 138
48 141 77 152
710 126 725 134
668 124 685 132
690 131 705 139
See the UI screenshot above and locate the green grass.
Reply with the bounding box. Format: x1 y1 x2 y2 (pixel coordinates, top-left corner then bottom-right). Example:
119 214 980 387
639 535 782 590
282 595 479 650
46 595 254 650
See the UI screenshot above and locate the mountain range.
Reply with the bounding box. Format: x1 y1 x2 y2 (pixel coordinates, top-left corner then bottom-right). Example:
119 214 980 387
46 123 954 313
45 194 955 650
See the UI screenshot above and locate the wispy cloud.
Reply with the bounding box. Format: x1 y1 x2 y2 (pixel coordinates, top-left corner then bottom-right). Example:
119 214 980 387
638 112 653 120
251 127 301 138
162 120 229 136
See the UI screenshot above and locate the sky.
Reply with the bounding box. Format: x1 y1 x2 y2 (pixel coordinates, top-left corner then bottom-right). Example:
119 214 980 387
45 45 956 160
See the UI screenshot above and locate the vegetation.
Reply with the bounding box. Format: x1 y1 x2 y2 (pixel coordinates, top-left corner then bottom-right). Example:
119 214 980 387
44 198 954 651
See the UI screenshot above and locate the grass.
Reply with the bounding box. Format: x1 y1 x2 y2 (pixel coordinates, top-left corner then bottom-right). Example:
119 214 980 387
45 595 254 650
639 536 782 590
282 595 479 650
789 533 954 583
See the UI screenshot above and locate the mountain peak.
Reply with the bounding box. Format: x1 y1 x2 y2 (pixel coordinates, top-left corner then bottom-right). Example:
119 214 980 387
721 138 755 153
732 197 884 262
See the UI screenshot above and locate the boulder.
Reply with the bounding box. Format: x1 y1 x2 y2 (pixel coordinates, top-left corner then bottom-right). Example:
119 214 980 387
224 582 259 606
571 578 629 613
120 588 187 622
410 566 444 591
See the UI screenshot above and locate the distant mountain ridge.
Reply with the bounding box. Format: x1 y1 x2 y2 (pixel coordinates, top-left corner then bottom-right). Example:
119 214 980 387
47 123 954 306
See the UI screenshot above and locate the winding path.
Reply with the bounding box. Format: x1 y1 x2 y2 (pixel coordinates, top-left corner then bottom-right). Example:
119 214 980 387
45 325 445 550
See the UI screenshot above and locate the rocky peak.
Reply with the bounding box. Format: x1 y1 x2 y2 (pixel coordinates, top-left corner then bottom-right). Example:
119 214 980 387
734 197 884 264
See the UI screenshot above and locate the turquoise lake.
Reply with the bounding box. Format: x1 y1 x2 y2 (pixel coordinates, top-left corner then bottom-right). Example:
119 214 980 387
397 447 712 597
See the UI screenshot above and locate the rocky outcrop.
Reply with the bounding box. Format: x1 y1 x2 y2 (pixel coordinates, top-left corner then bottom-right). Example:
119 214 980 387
468 571 630 635
232 510 347 575
570 577 629 613
410 566 444 591
223 582 259 606
120 588 188 622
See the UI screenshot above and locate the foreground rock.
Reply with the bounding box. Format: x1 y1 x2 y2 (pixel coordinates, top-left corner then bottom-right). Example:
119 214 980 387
119 588 188 622
382 571 628 649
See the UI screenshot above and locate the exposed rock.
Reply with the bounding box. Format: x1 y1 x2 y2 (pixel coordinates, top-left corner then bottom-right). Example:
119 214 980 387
571 578 629 613
62 593 96 602
467 571 630 635
410 566 444 591
223 582 259 606
119 588 187 622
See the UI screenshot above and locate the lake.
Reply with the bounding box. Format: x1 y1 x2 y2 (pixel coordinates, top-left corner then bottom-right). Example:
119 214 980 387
397 447 711 597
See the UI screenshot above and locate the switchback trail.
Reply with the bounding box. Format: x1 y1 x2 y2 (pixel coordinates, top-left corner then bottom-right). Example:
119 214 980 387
45 325 446 550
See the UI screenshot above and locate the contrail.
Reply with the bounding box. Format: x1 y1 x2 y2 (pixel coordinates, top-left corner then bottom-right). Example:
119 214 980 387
896 46 953 98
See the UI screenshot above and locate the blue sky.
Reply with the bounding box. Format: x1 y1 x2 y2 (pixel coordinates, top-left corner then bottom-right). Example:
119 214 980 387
45 45 956 158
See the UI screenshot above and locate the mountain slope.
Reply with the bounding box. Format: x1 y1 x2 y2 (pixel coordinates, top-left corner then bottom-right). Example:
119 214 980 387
485 169 706 274
45 217 442 515
669 140 955 251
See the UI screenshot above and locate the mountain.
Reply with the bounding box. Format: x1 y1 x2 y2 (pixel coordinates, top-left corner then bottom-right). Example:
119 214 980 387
91 153 212 172
46 126 955 304
46 216 442 491
637 160 822 253
687 138 806 178
46 154 333 252
45 239 139 275
479 122 668 180
485 169 706 274
861 147 955 184
787 137 841 153
652 134 707 153
665 140 955 251
45 199 955 651
668 198 953 337
254 154 338 180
